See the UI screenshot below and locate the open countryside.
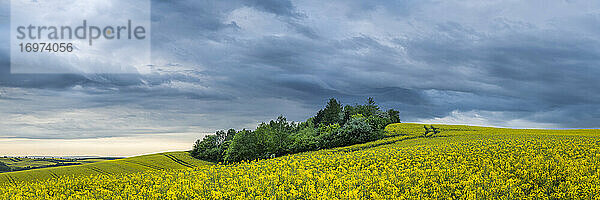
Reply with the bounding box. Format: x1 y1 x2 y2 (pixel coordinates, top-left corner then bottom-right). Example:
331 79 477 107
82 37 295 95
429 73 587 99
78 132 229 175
1 123 599 199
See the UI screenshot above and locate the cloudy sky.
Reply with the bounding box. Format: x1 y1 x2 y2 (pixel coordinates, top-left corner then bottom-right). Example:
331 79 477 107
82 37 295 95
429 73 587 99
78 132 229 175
1 0 599 156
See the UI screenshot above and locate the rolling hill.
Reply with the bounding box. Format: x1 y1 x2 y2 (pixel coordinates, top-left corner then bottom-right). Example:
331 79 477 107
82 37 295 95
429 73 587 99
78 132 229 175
0 151 213 184
0 157 120 172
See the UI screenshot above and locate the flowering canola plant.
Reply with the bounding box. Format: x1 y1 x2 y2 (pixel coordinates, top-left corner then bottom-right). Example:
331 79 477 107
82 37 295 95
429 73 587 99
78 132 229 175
1 123 599 199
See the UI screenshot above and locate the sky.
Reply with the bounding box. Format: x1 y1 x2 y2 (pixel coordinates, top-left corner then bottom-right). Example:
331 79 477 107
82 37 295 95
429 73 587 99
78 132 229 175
1 0 599 156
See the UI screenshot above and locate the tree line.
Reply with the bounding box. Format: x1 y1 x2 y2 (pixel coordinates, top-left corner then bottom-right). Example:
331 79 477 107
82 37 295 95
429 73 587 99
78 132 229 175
191 98 401 163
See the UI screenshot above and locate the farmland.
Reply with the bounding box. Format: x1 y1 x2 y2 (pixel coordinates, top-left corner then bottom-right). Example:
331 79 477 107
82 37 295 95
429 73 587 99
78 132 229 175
0 151 212 184
1 123 600 199
0 157 120 172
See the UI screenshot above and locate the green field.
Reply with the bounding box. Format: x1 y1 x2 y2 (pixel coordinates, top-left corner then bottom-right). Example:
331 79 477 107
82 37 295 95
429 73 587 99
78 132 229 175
0 157 120 172
0 151 213 184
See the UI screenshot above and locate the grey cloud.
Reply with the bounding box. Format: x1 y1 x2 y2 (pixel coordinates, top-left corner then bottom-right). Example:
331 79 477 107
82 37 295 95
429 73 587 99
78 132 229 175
245 0 296 17
1 0 600 140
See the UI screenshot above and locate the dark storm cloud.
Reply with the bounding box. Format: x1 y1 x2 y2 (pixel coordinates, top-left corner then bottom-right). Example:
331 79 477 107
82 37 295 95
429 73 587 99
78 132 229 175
1 0 599 140
401 22 600 109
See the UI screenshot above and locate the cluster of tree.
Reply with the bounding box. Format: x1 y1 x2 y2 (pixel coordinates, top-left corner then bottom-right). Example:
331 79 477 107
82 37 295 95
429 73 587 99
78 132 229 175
191 98 401 163
0 161 11 172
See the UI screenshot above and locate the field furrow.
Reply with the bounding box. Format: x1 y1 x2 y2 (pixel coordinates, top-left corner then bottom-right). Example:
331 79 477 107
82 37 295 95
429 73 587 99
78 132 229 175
162 153 195 168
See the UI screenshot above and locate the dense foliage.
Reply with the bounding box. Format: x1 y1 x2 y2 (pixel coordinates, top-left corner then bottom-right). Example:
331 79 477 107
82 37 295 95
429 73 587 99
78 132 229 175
191 98 401 163
190 129 236 162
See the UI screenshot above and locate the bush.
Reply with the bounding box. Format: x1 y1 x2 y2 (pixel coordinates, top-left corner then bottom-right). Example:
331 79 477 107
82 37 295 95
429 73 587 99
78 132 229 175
339 115 379 145
366 114 392 131
318 115 382 148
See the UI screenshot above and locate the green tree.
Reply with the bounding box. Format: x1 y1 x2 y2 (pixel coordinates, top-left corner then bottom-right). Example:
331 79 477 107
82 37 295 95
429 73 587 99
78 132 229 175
289 119 320 153
314 98 343 127
225 129 236 141
387 109 401 123
366 114 392 132
191 129 237 162
257 116 295 157
319 115 381 148
342 104 356 124
191 135 222 162
224 129 268 163
316 123 343 148
354 97 379 117
343 114 381 143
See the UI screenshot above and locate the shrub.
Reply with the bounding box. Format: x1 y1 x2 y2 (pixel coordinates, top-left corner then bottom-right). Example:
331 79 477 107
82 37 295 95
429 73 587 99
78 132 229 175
340 116 379 144
319 116 380 148
366 114 392 131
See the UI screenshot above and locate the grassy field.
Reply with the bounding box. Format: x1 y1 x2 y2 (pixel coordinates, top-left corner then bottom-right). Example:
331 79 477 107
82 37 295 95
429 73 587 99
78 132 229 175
0 157 120 172
0 151 213 184
1 123 599 199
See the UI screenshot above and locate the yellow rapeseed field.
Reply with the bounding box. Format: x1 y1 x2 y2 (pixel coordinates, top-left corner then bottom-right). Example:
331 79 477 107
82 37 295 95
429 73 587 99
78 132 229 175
1 123 599 199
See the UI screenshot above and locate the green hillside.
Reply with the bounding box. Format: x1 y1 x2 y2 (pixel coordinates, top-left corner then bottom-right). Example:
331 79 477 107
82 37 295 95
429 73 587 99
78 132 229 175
0 151 213 184
0 157 119 172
